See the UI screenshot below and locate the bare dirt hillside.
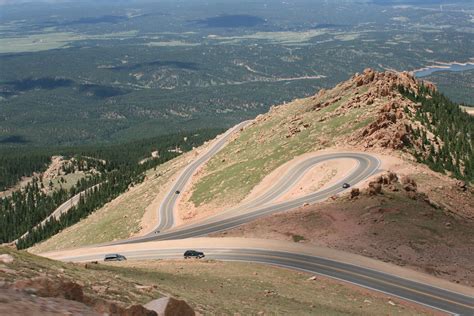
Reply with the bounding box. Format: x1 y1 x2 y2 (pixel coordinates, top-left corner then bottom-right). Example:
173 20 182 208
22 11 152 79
213 173 474 287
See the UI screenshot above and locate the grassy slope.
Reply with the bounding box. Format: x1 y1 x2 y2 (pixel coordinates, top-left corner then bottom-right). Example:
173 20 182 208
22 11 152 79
44 171 89 192
189 83 377 207
0 247 433 315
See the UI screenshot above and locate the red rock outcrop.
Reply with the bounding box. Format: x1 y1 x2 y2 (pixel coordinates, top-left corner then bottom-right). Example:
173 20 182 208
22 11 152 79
345 68 437 151
7 277 197 316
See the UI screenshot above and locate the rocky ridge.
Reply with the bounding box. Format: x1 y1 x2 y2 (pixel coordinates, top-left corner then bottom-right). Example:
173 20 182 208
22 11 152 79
259 68 438 154
348 70 430 151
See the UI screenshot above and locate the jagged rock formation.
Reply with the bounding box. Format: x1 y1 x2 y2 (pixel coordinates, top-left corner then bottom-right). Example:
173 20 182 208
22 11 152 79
284 68 438 152
299 68 460 172
347 69 433 150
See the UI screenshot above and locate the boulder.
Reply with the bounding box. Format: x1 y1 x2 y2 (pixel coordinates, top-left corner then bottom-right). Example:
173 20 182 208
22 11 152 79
403 183 417 192
455 180 467 192
387 172 398 183
350 188 360 199
0 254 14 264
89 299 157 316
144 297 195 316
368 182 382 195
401 176 417 192
13 277 84 302
123 305 158 316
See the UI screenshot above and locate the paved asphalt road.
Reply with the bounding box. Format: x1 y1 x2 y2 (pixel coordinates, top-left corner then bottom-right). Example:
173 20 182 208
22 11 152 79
153 120 251 231
115 152 381 243
57 247 473 315
54 122 473 315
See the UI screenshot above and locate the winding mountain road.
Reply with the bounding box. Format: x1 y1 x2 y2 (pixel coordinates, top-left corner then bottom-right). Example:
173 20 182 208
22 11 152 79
43 122 474 315
120 152 381 243
46 239 474 316
154 121 250 231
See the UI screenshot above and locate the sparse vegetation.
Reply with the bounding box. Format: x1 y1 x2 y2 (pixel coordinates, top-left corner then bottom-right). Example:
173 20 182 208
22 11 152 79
292 234 306 242
190 84 378 207
0 247 436 315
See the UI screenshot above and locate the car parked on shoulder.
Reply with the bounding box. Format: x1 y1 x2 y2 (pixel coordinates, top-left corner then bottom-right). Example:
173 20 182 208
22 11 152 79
104 254 127 261
184 250 205 259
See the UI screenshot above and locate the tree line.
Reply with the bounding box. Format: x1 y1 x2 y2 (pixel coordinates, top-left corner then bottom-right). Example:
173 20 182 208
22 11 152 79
16 167 144 249
399 85 473 182
0 128 222 191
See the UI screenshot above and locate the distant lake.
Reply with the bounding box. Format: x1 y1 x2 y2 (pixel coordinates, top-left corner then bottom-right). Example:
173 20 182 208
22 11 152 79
414 63 474 77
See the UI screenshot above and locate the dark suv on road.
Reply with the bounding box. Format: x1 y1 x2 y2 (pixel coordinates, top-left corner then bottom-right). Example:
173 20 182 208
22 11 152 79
184 250 205 259
104 254 127 261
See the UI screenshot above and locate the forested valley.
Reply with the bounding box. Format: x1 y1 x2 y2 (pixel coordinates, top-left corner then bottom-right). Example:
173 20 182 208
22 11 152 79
0 128 223 247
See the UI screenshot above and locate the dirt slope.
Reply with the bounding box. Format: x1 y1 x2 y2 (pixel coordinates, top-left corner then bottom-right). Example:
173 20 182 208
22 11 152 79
213 176 474 286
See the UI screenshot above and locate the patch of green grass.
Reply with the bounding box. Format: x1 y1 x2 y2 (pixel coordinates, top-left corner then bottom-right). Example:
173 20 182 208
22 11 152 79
43 172 89 193
325 108 365 135
350 116 376 132
190 84 374 208
292 234 306 242
0 31 138 54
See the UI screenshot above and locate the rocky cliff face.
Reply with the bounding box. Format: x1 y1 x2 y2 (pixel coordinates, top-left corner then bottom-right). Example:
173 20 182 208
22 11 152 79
304 68 438 156
341 69 432 151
